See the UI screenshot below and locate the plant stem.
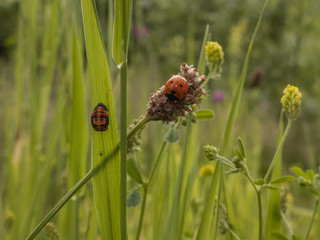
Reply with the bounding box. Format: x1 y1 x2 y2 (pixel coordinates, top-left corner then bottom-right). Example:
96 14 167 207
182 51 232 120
264 120 293 181
135 184 148 240
148 141 167 184
226 226 241 240
281 211 294 236
245 166 263 240
120 60 127 240
305 198 319 240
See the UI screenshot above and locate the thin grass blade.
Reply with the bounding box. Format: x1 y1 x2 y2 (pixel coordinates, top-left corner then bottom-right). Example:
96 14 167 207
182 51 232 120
265 112 284 239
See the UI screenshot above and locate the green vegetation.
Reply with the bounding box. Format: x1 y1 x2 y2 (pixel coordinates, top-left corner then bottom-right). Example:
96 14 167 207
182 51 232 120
1 0 320 239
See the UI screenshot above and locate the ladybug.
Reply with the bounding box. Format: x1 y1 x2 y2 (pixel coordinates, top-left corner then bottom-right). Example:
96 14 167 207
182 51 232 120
163 75 189 100
91 103 109 131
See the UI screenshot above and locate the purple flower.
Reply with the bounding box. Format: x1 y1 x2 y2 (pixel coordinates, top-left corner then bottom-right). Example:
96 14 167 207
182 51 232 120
212 90 225 103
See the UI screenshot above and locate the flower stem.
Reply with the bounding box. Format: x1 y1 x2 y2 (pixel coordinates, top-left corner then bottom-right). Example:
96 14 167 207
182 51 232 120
245 165 263 240
305 198 319 240
264 119 293 182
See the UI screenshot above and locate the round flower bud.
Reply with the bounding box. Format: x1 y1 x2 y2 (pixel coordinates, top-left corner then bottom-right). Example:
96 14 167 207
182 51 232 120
280 84 302 120
199 164 215 177
204 145 219 161
205 41 224 78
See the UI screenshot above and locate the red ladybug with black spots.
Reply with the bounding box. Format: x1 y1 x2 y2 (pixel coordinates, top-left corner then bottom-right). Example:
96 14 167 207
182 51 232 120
163 75 189 101
91 103 109 131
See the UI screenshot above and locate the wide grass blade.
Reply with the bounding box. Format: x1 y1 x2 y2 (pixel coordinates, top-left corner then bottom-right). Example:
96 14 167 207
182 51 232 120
112 0 133 66
81 0 121 239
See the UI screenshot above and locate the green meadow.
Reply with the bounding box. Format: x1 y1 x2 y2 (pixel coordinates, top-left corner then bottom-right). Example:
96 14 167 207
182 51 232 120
0 0 320 239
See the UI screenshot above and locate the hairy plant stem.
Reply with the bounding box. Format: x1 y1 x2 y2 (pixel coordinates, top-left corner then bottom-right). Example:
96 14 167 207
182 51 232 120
305 198 319 240
264 119 293 181
26 118 149 240
226 225 241 240
127 114 151 140
245 165 263 240
281 211 294 236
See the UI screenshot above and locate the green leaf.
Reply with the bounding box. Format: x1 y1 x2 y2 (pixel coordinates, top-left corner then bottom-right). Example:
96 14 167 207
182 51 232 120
306 170 314 181
291 167 306 178
271 176 295 185
233 147 243 160
237 137 246 159
165 127 179 143
254 179 266 185
195 110 214 120
127 188 142 207
264 184 279 190
112 0 133 66
272 232 289 240
81 0 121 239
127 156 143 184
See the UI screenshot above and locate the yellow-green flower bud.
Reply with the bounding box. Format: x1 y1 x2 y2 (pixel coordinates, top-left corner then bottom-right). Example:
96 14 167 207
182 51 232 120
204 145 219 161
205 41 224 78
280 84 302 120
199 164 215 177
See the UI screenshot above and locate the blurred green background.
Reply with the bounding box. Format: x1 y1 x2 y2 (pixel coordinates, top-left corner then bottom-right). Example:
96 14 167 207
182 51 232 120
0 0 319 239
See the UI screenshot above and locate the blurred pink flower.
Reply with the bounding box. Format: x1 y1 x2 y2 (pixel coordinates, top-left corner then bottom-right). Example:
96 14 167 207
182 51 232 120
133 24 149 40
212 90 224 103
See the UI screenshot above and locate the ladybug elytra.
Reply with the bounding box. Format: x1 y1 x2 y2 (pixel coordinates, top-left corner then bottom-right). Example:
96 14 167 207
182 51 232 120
91 103 109 131
163 75 189 100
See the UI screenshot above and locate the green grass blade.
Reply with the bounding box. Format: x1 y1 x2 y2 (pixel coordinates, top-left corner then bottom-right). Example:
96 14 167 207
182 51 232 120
197 25 209 75
196 162 221 240
221 0 269 154
69 31 88 187
112 0 133 66
81 0 121 239
161 115 192 240
265 112 284 239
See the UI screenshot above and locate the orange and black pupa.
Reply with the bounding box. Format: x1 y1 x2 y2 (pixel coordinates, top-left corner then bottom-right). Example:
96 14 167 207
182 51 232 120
91 103 109 131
